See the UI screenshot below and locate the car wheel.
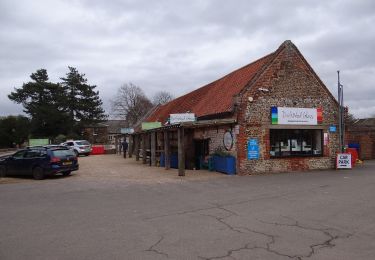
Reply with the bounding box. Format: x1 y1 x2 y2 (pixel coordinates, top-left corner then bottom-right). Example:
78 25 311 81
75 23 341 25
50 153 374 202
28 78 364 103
32 167 45 180
62 171 71 176
0 166 6 178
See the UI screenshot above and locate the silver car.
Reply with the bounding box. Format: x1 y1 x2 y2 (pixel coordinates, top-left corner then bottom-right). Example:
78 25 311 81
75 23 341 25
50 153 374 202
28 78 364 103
62 140 92 156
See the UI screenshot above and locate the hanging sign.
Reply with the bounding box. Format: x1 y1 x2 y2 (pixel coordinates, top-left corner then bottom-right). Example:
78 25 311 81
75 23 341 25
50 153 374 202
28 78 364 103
141 122 162 130
247 138 259 160
336 153 352 169
223 131 234 151
271 107 322 125
170 113 196 124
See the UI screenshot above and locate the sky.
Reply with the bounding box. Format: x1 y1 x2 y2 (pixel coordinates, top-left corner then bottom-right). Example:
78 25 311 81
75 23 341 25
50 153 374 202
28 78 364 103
1 0 374 118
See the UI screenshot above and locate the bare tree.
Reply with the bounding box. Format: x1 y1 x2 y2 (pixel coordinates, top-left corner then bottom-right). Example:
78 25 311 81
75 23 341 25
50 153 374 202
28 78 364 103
111 83 154 126
152 91 174 105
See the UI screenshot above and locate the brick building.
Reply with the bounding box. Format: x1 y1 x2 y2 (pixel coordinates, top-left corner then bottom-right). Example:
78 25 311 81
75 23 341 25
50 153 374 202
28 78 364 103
348 118 375 160
130 40 340 175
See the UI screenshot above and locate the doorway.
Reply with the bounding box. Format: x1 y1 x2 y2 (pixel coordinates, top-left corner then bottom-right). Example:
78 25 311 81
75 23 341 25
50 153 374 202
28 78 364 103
194 139 210 170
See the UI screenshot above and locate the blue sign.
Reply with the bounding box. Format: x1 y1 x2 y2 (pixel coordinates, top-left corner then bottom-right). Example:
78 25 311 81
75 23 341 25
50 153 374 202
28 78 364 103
247 138 259 160
329 125 337 132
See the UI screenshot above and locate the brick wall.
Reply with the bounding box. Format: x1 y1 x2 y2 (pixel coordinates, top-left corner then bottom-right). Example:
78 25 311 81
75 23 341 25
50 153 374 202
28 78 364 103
236 42 339 174
348 130 375 160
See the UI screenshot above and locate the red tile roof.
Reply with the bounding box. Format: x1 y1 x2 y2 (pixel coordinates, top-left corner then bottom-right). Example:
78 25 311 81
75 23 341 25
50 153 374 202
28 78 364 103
146 48 276 123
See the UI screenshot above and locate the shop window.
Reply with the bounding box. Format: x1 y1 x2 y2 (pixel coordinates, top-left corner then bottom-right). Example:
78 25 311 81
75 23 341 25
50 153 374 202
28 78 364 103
270 129 322 157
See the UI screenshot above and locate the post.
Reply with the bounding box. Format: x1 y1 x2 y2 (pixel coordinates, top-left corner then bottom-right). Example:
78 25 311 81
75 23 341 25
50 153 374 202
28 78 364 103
128 135 133 158
337 71 344 153
115 136 119 154
151 132 156 166
142 134 147 164
178 127 185 176
135 135 140 161
164 131 170 170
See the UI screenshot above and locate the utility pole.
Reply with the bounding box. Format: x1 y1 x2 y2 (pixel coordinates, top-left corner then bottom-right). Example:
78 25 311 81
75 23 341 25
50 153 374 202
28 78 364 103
337 71 344 152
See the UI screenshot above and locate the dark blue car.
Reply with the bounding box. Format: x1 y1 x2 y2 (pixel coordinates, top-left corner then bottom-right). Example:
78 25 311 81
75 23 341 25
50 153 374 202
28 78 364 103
0 146 79 180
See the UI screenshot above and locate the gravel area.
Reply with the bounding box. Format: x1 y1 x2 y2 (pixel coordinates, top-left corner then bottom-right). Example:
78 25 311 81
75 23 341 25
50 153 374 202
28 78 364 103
0 154 228 184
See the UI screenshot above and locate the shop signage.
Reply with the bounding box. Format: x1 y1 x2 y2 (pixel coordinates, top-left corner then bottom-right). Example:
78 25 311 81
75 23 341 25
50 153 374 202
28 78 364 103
223 131 234 151
247 138 259 160
141 122 162 130
329 125 337 132
120 128 134 134
336 153 352 169
170 113 196 124
271 107 322 125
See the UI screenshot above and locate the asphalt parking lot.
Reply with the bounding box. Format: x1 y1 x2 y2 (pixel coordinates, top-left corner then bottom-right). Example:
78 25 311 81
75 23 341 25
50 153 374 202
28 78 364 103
1 155 375 259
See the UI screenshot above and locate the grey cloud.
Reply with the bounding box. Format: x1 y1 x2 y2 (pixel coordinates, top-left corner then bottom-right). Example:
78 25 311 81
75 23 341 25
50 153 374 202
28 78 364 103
1 0 375 118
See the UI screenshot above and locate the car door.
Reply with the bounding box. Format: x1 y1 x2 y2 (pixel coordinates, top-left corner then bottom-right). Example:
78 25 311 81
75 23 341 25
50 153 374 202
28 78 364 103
22 150 44 174
6 150 27 176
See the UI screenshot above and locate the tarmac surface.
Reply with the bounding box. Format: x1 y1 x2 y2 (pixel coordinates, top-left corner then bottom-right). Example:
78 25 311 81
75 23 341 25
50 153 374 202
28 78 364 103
1 154 375 259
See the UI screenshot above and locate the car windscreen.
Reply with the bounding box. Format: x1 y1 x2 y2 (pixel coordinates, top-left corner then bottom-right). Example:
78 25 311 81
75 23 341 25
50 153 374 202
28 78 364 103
76 141 90 146
52 149 76 157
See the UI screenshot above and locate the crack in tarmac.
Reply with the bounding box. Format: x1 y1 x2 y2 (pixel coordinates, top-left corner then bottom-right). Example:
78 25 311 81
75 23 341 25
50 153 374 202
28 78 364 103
145 236 169 258
144 189 353 260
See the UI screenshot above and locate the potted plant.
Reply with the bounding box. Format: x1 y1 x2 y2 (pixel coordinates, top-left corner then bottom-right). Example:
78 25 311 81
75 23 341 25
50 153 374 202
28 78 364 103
212 146 236 175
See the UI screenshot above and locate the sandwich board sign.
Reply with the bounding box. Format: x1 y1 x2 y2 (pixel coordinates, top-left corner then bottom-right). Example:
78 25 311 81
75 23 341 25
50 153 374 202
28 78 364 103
336 153 352 169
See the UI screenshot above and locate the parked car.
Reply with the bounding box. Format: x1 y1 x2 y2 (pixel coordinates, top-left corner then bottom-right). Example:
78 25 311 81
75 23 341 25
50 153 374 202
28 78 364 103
61 140 92 156
0 146 79 180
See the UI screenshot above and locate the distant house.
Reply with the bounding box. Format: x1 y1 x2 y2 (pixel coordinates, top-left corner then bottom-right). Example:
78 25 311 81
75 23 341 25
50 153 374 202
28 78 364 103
82 120 128 144
348 118 375 159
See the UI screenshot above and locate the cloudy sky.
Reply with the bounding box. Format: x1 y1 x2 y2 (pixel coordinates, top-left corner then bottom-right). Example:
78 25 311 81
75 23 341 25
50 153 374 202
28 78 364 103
1 0 374 118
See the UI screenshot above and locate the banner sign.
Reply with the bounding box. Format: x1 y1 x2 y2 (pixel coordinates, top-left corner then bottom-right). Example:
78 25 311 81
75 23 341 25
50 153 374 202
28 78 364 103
120 128 134 134
170 113 195 124
336 153 352 169
141 122 162 130
271 107 322 125
247 138 259 160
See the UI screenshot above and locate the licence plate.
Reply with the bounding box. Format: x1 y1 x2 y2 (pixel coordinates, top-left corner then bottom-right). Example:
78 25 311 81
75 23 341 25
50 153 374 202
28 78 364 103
63 161 72 165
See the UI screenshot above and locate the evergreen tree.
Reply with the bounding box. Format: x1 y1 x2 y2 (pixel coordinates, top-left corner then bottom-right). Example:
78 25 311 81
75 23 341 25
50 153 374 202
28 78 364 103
8 69 69 138
60 67 107 132
0 115 31 148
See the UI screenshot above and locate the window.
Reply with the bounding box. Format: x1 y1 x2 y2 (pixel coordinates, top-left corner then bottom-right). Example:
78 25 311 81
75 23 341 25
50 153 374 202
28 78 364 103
270 129 322 157
12 150 27 159
25 150 42 158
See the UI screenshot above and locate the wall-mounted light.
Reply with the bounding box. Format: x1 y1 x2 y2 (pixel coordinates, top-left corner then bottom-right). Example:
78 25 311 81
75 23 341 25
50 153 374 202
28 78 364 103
258 87 269 92
248 96 254 102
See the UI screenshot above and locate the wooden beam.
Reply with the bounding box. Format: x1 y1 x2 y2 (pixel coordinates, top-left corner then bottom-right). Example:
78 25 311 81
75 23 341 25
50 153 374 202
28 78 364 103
128 135 133 158
164 131 170 170
115 136 119 154
142 134 147 164
151 132 156 166
135 135 140 161
178 127 185 176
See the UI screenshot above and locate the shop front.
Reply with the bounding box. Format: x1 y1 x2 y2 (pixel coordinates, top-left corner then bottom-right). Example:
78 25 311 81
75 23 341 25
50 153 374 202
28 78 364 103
131 40 340 175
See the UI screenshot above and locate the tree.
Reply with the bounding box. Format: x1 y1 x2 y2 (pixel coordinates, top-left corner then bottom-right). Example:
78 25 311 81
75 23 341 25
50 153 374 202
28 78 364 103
8 69 69 137
0 115 31 148
111 83 154 126
152 91 174 105
60 67 107 133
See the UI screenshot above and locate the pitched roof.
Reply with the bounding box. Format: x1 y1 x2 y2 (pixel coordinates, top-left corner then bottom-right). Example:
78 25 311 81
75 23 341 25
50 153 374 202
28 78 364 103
350 118 375 131
145 40 336 124
146 51 275 123
105 120 128 133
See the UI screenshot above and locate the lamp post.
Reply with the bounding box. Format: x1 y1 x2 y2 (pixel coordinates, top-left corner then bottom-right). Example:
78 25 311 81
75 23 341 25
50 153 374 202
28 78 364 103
337 71 344 152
